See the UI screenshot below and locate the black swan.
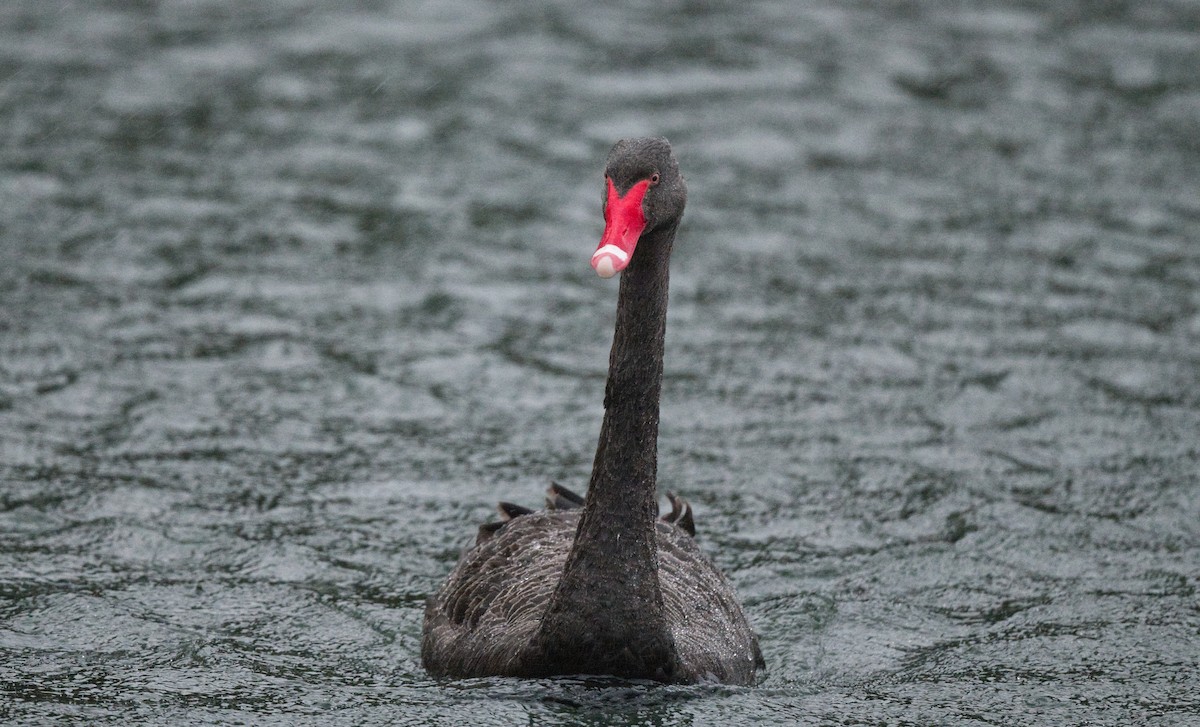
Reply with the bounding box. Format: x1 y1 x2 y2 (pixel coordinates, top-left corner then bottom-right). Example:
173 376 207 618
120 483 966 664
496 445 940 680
421 138 763 684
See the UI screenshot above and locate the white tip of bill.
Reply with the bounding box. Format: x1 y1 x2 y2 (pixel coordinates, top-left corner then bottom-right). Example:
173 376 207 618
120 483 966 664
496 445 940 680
591 244 629 279
594 255 616 278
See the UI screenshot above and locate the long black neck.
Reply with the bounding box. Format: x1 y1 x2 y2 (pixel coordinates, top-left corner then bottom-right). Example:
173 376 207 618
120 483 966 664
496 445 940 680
575 222 673 581
528 223 680 680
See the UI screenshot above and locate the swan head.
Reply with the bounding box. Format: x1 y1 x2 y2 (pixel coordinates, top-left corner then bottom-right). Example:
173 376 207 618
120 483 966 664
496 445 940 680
591 137 687 278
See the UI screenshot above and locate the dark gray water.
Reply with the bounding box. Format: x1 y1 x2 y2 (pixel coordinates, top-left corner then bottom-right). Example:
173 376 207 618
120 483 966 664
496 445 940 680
2 1 1199 724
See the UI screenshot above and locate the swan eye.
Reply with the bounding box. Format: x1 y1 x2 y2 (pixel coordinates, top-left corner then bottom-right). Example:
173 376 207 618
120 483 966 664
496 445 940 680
649 173 660 186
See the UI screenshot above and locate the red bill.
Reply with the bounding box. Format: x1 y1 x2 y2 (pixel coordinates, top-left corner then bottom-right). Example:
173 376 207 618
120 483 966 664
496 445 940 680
591 178 650 278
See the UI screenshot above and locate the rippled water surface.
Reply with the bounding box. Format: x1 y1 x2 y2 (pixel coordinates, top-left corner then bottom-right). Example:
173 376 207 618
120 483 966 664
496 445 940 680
3 1 1200 724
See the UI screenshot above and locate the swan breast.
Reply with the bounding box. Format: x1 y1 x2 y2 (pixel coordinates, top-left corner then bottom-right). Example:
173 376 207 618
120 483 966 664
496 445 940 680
422 504 762 683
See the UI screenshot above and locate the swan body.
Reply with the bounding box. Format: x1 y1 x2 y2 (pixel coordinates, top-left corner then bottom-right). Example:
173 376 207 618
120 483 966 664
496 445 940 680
423 490 760 683
421 138 763 685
